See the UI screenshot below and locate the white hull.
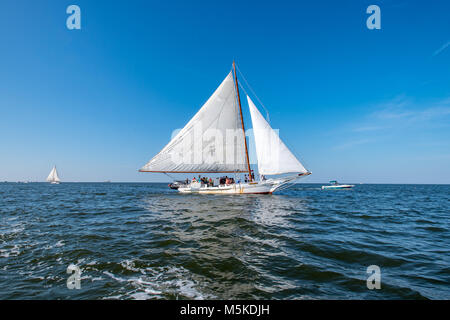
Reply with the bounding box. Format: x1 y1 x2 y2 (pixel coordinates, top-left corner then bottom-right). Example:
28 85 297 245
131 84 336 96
179 182 273 194
50 181 60 184
177 174 309 194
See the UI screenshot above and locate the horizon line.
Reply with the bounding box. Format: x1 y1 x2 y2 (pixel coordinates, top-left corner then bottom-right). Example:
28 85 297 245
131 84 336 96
2 181 449 185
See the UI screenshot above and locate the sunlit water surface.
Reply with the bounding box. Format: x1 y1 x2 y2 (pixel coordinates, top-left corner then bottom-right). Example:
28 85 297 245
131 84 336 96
0 183 449 299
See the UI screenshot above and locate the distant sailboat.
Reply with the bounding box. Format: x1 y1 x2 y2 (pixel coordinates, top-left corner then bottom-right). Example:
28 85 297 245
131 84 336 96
139 62 311 194
46 166 61 184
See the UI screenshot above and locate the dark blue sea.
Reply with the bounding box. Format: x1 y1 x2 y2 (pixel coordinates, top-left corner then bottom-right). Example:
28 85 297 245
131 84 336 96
0 183 449 299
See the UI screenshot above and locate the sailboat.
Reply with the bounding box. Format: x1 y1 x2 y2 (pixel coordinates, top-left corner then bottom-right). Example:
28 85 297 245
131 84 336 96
46 166 61 184
139 62 311 194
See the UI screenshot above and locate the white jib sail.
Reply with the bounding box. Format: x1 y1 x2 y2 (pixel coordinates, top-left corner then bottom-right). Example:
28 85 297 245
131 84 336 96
247 96 308 175
47 166 61 182
140 72 248 173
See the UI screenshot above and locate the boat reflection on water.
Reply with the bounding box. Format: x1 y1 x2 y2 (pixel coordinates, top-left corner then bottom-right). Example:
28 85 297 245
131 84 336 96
138 192 312 298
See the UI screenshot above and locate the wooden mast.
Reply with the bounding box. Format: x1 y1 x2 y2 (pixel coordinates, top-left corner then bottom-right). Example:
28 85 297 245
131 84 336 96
233 61 252 182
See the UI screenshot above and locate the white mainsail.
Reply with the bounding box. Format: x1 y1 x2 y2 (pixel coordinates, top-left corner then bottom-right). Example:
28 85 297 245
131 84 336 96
46 166 61 183
247 96 308 175
140 72 248 173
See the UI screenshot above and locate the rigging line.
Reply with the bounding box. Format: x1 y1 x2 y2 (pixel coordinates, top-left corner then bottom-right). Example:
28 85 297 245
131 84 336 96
163 172 178 181
235 65 270 123
280 130 311 173
236 66 310 173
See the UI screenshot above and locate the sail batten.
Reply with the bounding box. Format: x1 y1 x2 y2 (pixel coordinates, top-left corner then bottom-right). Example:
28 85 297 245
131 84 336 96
247 96 308 175
140 72 248 173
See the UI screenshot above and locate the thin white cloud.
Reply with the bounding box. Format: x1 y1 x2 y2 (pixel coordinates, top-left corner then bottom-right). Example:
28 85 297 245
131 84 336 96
353 96 450 132
373 99 450 123
352 125 385 132
337 96 450 150
432 41 450 57
332 138 373 150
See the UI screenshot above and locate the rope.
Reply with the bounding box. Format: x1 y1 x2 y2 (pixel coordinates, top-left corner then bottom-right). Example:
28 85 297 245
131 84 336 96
235 65 271 123
235 64 311 174
163 172 178 181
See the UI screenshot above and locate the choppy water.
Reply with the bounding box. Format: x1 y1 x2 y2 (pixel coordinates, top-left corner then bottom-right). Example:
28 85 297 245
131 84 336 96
0 182 449 299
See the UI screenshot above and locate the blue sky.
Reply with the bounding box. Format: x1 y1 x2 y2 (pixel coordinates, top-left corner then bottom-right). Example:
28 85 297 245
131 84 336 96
0 0 449 183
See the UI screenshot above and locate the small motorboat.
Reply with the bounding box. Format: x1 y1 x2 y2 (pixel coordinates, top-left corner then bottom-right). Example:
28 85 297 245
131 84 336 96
321 180 354 190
